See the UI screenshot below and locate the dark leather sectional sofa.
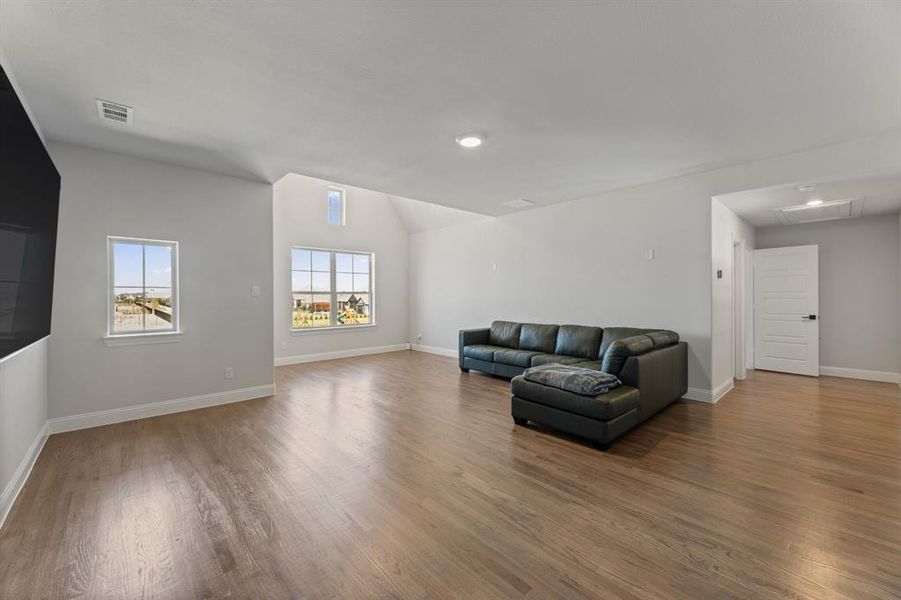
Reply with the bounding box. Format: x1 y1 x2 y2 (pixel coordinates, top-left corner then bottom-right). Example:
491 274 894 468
459 321 688 448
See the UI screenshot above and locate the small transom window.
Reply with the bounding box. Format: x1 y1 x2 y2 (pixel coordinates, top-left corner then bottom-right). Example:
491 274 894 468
327 187 345 225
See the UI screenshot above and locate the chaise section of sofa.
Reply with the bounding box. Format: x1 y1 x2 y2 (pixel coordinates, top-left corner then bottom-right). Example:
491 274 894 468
459 320 688 447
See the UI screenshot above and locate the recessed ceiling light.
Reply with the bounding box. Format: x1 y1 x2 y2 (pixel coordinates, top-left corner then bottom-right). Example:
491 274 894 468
455 133 484 148
806 199 824 206
796 184 816 192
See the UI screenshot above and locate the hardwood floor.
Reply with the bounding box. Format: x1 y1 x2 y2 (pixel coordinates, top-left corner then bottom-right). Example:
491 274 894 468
1 351 900 599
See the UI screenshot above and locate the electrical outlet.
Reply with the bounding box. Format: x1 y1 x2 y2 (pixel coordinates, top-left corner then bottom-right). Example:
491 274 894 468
645 249 655 261
417 333 422 340
224 367 234 379
251 285 260 297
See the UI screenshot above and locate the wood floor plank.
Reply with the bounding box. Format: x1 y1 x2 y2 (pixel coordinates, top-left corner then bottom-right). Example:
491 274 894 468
2 351 900 598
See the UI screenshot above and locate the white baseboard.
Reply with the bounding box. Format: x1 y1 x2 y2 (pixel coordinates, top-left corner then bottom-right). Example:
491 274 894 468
275 343 410 367
712 378 735 402
682 387 713 403
682 366 901 403
683 378 734 404
47 384 276 434
819 366 901 384
0 421 48 531
411 344 457 358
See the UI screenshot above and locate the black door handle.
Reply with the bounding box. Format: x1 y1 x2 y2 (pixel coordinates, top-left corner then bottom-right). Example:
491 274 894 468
802 315 817 320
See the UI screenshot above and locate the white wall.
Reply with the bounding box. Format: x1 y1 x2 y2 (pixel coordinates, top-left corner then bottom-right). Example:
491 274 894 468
711 200 755 389
48 143 274 419
0 44 51 526
410 186 714 391
273 173 409 362
756 213 900 375
0 339 48 525
410 127 901 394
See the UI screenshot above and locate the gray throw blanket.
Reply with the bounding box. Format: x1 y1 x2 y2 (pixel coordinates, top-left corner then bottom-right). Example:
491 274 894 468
523 363 621 396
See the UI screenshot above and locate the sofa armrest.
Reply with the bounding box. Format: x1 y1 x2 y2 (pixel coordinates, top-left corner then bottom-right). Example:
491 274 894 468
458 328 490 368
619 342 688 422
601 330 679 375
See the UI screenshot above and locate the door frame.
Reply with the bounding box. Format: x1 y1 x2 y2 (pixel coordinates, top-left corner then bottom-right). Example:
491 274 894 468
732 239 747 379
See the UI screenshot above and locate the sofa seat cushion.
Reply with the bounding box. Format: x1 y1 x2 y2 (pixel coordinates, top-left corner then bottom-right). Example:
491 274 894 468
494 348 542 367
572 360 602 370
463 345 507 362
530 354 587 367
511 376 639 420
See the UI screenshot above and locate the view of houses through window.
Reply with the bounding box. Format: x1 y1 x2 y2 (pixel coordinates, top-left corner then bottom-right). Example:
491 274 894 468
292 247 372 329
110 238 177 334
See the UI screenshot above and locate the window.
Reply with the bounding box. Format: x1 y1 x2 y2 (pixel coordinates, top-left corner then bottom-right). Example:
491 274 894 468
327 187 345 225
108 237 178 336
291 247 373 330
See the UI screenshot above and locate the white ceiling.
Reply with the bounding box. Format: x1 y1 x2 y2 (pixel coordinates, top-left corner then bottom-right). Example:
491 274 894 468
388 195 488 234
717 172 901 227
3 1 901 216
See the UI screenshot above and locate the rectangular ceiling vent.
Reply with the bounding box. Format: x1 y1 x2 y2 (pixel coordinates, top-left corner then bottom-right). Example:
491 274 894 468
772 197 863 225
96 99 133 125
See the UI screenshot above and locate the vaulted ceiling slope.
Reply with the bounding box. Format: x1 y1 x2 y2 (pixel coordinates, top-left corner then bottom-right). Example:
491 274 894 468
2 1 901 215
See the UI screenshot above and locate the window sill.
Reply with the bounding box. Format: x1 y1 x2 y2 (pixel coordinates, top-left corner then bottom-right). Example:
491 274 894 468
103 331 183 347
291 324 377 336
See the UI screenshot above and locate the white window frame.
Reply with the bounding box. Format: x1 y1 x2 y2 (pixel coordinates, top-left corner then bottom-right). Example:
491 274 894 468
290 246 375 333
327 186 346 226
105 236 180 344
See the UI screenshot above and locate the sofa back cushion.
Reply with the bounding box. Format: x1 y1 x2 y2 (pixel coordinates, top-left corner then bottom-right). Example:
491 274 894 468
489 320 522 348
598 327 655 359
555 325 603 359
600 330 680 374
601 335 654 374
519 323 559 353
646 330 680 349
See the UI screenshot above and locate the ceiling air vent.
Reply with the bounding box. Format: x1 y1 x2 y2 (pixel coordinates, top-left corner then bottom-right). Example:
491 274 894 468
96 99 133 125
772 198 863 225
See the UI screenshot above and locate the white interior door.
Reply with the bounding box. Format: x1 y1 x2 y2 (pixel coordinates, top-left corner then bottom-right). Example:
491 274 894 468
754 245 819 376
